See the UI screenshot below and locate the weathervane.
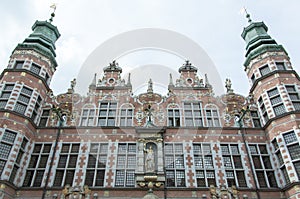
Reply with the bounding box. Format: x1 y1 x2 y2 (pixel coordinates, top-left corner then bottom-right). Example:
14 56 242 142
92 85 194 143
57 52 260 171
49 3 57 23
241 7 252 23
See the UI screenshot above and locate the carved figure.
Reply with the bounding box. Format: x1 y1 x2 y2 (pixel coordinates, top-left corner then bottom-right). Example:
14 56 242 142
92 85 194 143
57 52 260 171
144 144 155 172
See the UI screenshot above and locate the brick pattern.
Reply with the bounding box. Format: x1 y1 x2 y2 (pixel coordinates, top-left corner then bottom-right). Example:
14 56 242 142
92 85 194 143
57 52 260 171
184 142 196 188
105 142 116 187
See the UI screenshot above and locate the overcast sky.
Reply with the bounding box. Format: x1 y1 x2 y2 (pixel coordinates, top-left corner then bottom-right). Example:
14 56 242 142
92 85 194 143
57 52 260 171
0 0 299 96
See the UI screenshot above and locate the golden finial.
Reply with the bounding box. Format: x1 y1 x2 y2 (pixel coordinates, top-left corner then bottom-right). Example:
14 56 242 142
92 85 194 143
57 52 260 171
49 3 57 23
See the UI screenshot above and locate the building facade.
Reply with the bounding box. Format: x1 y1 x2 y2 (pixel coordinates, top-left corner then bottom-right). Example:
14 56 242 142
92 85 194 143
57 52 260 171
0 12 299 199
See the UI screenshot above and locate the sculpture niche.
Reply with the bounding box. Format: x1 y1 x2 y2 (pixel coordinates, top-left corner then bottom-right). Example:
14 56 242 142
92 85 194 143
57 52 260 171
144 143 157 173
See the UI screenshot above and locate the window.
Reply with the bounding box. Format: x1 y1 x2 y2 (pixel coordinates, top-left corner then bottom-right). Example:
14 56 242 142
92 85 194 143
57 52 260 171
272 139 289 184
115 143 136 187
268 88 286 116
39 109 50 127
183 102 203 127
0 84 14 109
259 65 271 76
251 74 255 84
53 143 80 187
293 161 300 179
193 143 216 187
168 108 180 127
32 96 42 121
23 143 52 187
30 63 41 75
165 143 186 187
221 144 247 187
205 108 220 127
14 61 24 69
258 97 268 123
97 102 117 126
10 137 28 183
285 85 300 111
248 144 277 188
283 131 300 162
250 111 261 127
14 86 33 115
276 62 286 70
120 105 134 126
85 143 108 187
0 130 17 175
282 166 290 184
80 109 96 126
45 73 50 83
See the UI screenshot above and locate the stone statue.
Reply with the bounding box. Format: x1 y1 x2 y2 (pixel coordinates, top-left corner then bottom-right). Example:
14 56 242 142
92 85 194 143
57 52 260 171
144 144 155 172
71 78 76 90
225 78 233 93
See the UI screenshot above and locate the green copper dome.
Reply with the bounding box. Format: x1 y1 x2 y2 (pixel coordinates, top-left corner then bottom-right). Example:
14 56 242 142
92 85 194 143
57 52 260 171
14 20 60 69
241 21 287 67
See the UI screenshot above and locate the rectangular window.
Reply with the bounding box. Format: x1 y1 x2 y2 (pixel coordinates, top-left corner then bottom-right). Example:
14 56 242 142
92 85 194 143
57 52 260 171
249 144 277 188
165 143 186 187
206 109 220 127
0 84 14 109
39 109 50 127
80 109 95 126
97 102 117 126
258 97 269 123
251 111 261 127
283 131 298 144
53 143 79 187
115 143 136 187
30 63 41 75
0 130 16 163
85 143 108 187
120 107 134 126
168 108 181 127
193 143 215 187
259 65 271 76
23 143 52 187
14 61 24 69
32 96 42 121
268 88 286 116
287 144 300 160
293 161 300 179
221 144 247 187
14 86 33 115
184 102 203 127
276 62 286 70
285 85 300 111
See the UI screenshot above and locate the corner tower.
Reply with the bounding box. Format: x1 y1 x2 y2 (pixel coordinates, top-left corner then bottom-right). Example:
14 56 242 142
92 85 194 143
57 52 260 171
242 14 300 196
0 14 60 123
0 12 60 189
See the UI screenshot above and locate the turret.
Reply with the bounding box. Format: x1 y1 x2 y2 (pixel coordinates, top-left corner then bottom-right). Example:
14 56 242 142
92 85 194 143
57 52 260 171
241 12 300 191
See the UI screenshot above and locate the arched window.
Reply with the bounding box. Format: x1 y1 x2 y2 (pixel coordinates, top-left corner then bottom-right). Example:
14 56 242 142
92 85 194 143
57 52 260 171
204 104 221 127
119 104 134 126
167 104 181 127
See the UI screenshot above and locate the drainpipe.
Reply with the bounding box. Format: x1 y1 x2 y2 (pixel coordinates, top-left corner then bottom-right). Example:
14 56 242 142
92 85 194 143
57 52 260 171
237 108 261 199
42 107 64 199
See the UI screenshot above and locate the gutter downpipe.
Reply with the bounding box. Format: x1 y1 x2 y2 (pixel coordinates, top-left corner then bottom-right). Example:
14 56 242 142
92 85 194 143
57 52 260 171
42 108 64 199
